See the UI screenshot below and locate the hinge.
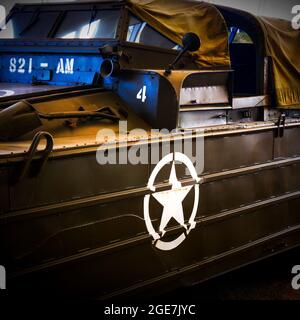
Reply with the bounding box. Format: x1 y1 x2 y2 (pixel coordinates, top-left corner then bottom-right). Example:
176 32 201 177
275 113 286 138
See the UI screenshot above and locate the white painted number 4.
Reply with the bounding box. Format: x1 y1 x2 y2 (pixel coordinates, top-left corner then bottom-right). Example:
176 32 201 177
137 86 147 103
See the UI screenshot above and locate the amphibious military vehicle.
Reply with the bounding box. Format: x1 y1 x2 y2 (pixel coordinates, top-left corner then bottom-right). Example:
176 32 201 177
0 0 299 299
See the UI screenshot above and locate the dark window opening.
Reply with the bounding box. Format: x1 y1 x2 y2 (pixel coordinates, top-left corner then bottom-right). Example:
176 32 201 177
228 27 256 96
0 11 60 38
55 10 120 39
127 15 180 50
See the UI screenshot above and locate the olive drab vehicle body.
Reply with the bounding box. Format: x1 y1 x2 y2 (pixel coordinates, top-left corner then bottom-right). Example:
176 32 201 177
0 0 300 298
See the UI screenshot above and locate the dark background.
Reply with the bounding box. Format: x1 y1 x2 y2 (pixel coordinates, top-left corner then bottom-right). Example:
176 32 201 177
161 246 300 300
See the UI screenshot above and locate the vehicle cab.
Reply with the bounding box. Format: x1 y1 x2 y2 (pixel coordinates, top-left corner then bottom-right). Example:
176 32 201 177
0 0 299 137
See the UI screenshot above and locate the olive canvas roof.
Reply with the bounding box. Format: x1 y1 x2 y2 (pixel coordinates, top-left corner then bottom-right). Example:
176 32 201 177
127 0 231 68
257 16 300 108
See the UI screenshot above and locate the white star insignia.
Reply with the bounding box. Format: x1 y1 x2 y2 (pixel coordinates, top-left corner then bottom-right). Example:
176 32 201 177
152 161 193 237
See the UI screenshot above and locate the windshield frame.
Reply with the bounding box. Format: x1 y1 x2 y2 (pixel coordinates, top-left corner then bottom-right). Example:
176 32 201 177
0 2 126 42
0 2 183 56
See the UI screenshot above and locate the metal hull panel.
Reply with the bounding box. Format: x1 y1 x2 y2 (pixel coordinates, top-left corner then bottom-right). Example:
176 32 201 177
1 126 300 297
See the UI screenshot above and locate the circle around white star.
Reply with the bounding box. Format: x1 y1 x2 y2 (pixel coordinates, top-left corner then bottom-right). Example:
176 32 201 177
144 152 200 251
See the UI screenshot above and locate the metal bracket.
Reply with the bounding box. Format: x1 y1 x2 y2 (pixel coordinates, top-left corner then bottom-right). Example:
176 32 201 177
16 131 53 183
275 113 286 138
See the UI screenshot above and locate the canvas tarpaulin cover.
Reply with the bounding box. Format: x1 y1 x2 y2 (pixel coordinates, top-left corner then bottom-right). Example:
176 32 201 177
258 16 300 108
127 0 230 68
127 1 300 108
